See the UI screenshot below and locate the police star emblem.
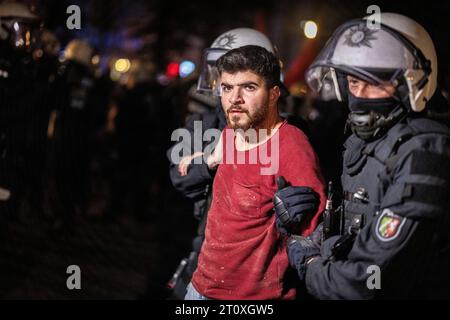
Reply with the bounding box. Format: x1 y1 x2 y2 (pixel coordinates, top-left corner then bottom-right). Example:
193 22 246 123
344 24 378 48
376 209 406 242
213 33 237 49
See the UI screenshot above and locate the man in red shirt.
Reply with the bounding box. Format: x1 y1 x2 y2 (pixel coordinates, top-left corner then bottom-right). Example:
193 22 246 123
187 45 326 300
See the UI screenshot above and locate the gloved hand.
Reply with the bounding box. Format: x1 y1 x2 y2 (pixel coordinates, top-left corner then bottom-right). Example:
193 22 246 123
308 222 324 248
287 235 320 281
273 176 320 236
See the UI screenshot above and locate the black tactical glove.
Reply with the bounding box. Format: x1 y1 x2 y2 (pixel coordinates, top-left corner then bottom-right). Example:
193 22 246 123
287 235 320 281
273 176 320 236
308 222 324 248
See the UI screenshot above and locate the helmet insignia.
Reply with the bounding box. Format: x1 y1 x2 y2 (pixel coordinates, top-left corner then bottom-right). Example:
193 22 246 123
344 24 378 48
213 33 237 49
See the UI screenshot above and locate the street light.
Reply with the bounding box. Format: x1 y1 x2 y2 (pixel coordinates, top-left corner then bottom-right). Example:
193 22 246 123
114 58 131 73
303 20 318 39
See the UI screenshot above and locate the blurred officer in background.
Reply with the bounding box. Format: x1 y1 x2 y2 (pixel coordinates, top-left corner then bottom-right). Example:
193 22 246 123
106 59 167 222
50 39 96 230
0 1 52 224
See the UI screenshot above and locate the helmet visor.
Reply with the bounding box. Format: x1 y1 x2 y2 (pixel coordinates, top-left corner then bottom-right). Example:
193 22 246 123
306 20 418 100
197 48 228 95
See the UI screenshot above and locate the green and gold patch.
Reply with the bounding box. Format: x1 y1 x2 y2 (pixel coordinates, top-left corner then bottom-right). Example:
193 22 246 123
375 209 406 242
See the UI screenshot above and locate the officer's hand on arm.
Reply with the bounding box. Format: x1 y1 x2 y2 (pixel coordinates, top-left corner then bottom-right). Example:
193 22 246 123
206 153 220 171
206 134 223 171
273 176 320 236
178 152 204 177
287 234 320 281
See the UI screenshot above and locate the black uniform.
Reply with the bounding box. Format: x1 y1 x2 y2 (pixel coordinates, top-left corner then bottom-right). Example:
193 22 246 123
0 43 53 221
108 80 167 221
51 60 96 221
304 108 450 299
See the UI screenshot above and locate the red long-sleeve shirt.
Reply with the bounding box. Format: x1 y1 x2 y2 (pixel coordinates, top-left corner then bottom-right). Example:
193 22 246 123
192 121 326 300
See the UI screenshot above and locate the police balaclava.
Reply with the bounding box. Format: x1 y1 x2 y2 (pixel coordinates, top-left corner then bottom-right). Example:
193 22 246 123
338 73 407 141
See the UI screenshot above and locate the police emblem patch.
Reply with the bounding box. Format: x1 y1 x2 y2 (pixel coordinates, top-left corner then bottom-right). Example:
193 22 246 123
375 209 406 242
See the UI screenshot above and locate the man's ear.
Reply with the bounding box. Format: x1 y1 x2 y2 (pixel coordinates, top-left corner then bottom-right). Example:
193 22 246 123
269 86 281 106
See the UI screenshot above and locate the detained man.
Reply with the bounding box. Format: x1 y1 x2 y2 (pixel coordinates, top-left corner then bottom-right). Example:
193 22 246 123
186 45 326 300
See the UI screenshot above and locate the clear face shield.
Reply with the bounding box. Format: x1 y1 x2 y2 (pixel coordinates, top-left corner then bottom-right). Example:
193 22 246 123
197 48 228 96
305 20 430 109
0 18 41 53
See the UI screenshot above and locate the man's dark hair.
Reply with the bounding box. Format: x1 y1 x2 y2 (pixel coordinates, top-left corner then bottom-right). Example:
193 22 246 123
216 45 281 88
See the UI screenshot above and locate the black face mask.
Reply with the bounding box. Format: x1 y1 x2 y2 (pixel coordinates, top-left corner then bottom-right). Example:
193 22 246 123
347 92 405 141
348 93 399 115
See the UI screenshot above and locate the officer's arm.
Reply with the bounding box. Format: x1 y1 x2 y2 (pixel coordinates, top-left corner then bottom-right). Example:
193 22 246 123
305 145 450 299
168 158 213 200
167 114 215 200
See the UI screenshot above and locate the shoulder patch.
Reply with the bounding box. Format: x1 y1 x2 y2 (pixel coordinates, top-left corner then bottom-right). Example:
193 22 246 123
375 208 406 242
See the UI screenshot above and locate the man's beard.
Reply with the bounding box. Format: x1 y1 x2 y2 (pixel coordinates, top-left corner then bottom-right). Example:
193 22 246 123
226 104 268 131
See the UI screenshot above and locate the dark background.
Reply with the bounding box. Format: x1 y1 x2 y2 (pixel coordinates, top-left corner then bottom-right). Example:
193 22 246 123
39 0 450 86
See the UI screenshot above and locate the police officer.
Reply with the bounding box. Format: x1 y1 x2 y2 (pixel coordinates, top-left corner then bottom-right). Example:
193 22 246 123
0 1 51 222
274 13 450 299
51 39 96 228
110 59 166 222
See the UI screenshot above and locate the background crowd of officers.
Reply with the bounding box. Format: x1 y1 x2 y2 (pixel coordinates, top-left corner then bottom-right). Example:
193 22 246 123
0 26 175 232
